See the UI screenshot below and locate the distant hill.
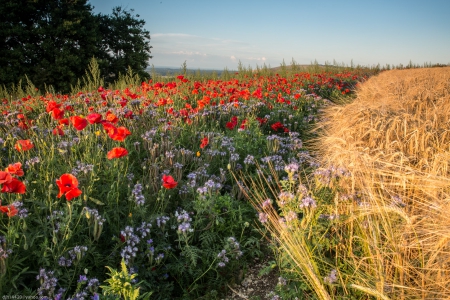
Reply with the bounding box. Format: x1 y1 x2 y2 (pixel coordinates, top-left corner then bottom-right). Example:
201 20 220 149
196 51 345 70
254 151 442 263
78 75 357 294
146 67 229 77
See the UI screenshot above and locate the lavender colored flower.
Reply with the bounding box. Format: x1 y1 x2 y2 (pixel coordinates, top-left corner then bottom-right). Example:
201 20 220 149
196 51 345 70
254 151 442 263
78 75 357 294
285 211 298 222
324 269 338 284
278 276 287 286
230 152 240 162
259 212 268 224
37 269 58 297
131 183 145 206
156 216 170 228
284 162 299 174
155 253 164 262
277 191 294 206
261 199 272 210
136 222 152 238
244 155 255 165
85 207 105 225
126 173 135 181
300 196 317 209
58 256 72 267
25 156 40 168
120 226 140 265
71 161 94 176
11 201 28 218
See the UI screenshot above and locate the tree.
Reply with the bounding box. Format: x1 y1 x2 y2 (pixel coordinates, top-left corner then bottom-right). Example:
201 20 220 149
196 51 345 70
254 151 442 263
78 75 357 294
1 0 99 92
0 0 39 88
0 0 152 93
96 7 152 83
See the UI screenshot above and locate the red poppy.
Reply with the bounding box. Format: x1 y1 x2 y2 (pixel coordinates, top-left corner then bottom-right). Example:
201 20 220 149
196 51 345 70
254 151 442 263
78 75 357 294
5 162 24 177
15 140 34 152
106 112 119 124
51 107 65 120
240 119 247 129
46 100 61 113
0 171 12 184
1 178 26 194
102 122 117 136
107 147 128 159
56 174 82 201
59 118 69 126
52 125 65 136
70 116 88 131
86 113 103 124
109 126 131 142
226 122 236 130
0 204 18 217
271 122 285 132
256 117 267 125
200 137 208 149
124 111 134 119
162 174 177 189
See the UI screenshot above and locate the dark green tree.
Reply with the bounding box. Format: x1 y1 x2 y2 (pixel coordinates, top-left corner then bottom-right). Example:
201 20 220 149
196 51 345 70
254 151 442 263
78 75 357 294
0 1 152 93
1 0 99 92
0 0 41 88
96 6 152 83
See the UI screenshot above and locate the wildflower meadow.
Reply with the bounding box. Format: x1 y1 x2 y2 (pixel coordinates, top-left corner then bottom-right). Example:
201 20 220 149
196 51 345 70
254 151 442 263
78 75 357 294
4 59 446 299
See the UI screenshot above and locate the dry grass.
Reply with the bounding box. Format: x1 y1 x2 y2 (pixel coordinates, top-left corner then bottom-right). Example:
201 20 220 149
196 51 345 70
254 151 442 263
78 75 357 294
313 67 450 299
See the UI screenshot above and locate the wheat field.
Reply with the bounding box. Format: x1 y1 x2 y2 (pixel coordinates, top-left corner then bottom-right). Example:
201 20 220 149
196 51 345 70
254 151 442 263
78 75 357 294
314 67 450 299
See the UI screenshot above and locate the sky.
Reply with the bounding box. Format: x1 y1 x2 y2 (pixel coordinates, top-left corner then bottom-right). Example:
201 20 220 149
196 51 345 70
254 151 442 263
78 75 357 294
88 0 450 70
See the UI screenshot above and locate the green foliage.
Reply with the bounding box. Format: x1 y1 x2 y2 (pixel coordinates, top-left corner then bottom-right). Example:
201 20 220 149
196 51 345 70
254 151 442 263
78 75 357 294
101 259 152 300
81 57 105 93
0 1 151 93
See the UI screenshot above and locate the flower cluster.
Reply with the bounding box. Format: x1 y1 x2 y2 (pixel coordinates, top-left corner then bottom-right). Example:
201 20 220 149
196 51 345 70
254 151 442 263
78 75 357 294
37 269 59 298
175 209 193 234
131 183 145 206
0 162 26 197
324 269 338 284
71 161 94 176
217 237 243 267
58 245 88 267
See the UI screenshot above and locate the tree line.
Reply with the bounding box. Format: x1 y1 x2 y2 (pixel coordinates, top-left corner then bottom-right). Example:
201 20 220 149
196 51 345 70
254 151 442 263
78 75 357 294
0 0 152 93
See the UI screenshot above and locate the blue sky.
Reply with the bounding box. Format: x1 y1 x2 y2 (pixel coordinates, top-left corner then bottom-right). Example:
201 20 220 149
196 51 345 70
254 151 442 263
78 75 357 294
88 0 450 70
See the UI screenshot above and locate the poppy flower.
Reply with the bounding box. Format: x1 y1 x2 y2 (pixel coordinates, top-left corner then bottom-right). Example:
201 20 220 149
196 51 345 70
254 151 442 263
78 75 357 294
102 122 117 136
0 204 18 217
109 127 131 142
46 100 61 113
106 112 119 124
15 140 34 152
200 137 208 149
70 116 88 131
86 113 103 124
56 174 82 201
1 178 26 194
271 122 285 132
5 162 24 177
59 118 69 126
107 147 128 159
0 171 12 184
226 122 236 130
51 107 65 120
162 174 177 189
52 125 65 136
